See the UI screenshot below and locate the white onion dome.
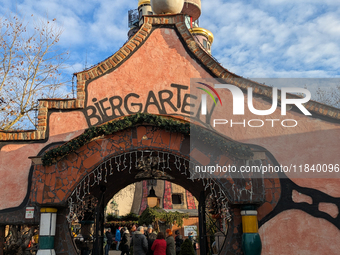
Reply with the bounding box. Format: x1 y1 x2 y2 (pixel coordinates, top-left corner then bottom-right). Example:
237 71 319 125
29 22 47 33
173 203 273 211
150 0 185 14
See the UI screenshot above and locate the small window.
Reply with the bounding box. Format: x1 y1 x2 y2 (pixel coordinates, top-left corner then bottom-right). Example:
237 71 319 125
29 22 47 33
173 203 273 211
203 39 207 49
172 194 182 204
139 10 143 19
148 11 153 15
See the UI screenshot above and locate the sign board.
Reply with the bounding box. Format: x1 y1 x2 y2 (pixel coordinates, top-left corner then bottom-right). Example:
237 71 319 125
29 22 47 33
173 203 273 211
184 225 197 236
25 207 34 219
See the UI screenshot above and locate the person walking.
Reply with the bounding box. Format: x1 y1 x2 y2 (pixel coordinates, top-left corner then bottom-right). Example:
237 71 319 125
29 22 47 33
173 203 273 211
116 227 122 251
165 229 175 255
174 230 183 255
151 232 167 255
105 228 113 255
131 226 148 255
120 227 131 255
147 226 157 255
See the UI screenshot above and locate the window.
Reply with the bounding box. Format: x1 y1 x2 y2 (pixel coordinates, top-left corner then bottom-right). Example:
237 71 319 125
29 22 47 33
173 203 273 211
148 11 153 15
184 16 191 29
172 194 182 204
203 39 207 49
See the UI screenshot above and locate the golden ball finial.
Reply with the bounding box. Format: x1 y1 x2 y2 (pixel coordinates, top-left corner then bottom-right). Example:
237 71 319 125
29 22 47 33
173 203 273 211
138 0 151 7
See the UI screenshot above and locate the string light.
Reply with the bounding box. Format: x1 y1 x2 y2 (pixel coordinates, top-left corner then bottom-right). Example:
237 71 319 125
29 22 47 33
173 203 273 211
66 149 232 223
104 163 107 183
122 153 127 171
129 152 132 173
109 159 113 175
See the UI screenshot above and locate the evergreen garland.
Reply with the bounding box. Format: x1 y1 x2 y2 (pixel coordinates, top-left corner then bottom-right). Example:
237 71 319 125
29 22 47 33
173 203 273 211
42 113 253 166
138 206 189 227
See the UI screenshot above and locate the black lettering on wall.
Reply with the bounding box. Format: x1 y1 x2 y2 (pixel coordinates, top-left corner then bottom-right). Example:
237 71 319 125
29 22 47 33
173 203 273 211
99 98 111 121
181 94 197 115
92 98 106 120
109 96 124 118
83 84 207 128
171 83 188 109
158 90 177 114
144 91 163 113
124 93 143 114
85 105 102 126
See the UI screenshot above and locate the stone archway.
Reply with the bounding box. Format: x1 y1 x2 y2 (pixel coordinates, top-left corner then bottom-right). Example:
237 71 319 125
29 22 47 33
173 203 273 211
65 148 230 255
29 114 272 254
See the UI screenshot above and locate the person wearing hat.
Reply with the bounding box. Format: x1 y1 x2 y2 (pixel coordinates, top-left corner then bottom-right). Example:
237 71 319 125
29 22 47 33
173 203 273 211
174 230 183 255
165 229 175 255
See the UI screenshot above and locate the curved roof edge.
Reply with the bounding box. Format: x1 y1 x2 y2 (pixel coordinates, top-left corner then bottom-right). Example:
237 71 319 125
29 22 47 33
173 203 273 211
1 14 339 141
74 14 340 122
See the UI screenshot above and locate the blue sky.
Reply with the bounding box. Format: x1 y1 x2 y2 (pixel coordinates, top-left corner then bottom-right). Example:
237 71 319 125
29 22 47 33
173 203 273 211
1 0 340 80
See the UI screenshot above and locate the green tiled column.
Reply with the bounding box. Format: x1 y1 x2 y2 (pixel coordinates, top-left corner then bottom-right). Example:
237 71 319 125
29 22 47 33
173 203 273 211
37 208 57 255
241 206 262 255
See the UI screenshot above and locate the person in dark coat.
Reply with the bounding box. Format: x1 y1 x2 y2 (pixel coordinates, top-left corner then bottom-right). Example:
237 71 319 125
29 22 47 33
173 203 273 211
105 228 113 255
131 226 148 255
147 226 157 255
165 229 176 255
120 227 131 255
174 230 183 255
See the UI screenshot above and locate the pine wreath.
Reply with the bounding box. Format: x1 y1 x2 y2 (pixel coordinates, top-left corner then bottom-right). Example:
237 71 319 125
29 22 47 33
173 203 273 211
42 113 253 166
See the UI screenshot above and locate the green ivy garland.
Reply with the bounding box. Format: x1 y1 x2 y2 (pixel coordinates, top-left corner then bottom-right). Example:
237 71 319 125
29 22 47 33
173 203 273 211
138 206 189 227
42 113 253 166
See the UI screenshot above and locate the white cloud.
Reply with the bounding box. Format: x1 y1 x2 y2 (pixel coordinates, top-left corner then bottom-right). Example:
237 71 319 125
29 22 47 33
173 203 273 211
199 0 340 77
1 0 339 79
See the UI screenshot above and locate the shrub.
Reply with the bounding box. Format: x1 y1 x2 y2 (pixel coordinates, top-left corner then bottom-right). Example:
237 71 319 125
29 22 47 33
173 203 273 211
121 212 139 221
179 239 195 255
106 213 120 222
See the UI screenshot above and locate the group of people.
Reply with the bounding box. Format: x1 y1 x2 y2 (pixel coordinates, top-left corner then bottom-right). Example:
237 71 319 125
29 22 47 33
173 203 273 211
104 226 130 255
104 225 198 255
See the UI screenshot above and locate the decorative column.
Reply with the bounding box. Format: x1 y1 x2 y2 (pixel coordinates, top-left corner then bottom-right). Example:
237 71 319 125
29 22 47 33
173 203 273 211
37 208 57 255
241 206 262 255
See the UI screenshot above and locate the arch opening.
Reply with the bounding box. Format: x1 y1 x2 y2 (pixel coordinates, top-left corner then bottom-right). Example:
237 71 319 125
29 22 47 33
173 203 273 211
67 149 232 255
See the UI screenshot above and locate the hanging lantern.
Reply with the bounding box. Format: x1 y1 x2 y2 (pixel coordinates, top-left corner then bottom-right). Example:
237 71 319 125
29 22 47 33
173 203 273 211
147 186 158 208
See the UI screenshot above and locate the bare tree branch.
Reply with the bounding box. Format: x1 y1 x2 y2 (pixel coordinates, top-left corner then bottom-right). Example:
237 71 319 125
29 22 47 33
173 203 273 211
0 13 70 130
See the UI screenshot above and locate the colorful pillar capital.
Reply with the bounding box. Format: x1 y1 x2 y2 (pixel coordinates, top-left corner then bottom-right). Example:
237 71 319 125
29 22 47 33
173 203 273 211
241 206 262 255
37 208 57 255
